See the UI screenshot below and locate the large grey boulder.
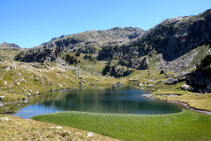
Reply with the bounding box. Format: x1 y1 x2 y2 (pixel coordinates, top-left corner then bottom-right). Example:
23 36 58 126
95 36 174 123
181 84 190 90
165 78 178 85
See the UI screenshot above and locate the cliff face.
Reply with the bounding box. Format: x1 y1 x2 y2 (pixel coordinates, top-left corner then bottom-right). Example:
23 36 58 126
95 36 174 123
136 9 211 61
98 9 211 72
186 54 211 93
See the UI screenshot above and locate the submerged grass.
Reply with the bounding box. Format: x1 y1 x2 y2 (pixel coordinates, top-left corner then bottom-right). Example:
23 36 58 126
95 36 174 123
33 110 211 141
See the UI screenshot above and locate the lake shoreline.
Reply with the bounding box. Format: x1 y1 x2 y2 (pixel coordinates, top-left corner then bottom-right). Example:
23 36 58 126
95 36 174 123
143 94 211 115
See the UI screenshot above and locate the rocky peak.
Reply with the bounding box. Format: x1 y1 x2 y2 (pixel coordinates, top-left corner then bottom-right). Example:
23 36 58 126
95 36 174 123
132 8 211 61
0 42 21 49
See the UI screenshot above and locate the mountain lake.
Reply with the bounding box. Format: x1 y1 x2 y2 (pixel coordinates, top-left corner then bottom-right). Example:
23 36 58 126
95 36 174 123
14 86 182 119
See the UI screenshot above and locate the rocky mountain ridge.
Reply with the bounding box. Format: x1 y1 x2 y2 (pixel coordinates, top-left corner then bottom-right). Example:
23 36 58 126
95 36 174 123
98 9 211 72
14 27 145 62
0 42 20 49
13 9 211 74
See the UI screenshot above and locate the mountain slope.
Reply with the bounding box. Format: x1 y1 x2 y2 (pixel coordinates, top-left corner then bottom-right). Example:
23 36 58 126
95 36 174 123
14 9 211 73
15 27 145 62
98 9 211 72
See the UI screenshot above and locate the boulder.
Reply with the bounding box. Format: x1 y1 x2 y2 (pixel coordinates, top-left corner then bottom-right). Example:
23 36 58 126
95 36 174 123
34 78 39 81
25 93 31 97
178 77 187 82
58 84 63 88
87 132 94 137
116 81 122 86
165 78 178 85
56 126 62 130
3 81 7 85
22 97 27 101
137 56 149 70
15 82 20 86
1 117 9 122
160 70 165 75
0 96 5 101
138 82 143 86
147 84 153 88
181 84 190 90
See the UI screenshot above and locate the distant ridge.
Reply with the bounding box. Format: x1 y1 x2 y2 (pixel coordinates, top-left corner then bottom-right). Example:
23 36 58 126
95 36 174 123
0 42 21 49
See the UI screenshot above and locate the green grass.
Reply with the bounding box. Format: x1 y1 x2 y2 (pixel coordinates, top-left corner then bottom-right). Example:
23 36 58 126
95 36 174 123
33 110 211 141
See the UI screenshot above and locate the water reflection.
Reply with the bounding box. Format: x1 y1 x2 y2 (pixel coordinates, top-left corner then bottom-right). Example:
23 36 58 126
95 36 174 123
14 87 182 118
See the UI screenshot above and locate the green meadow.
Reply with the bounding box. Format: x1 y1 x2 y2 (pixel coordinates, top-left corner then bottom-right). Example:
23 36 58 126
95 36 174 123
33 110 211 141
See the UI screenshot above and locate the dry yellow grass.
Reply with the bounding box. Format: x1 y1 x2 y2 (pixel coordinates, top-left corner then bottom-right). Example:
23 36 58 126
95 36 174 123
0 114 120 141
167 93 211 111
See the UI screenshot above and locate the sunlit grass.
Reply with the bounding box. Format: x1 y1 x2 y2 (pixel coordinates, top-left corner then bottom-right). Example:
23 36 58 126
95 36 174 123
33 110 211 141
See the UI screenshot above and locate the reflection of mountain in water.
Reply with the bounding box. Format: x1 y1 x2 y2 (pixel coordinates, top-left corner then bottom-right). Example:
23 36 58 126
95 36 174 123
33 87 181 114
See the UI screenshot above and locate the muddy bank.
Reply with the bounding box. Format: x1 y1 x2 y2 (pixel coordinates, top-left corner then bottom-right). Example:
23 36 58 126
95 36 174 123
143 94 211 115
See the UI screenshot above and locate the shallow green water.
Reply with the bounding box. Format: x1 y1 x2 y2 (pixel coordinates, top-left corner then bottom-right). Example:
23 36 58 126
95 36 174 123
14 87 182 118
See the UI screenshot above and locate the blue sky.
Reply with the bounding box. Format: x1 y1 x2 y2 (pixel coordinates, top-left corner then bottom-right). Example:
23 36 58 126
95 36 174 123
0 0 210 48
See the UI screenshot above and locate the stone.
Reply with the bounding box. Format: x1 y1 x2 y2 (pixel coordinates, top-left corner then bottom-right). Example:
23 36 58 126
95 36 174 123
160 70 165 74
0 102 4 107
165 78 178 85
138 82 143 86
87 132 94 137
22 97 27 101
0 96 5 101
15 82 20 86
4 81 7 85
58 84 63 88
137 56 149 70
116 81 122 86
181 84 190 90
1 117 9 122
25 93 31 97
35 78 39 81
56 126 62 129
178 77 187 82
82 79 87 83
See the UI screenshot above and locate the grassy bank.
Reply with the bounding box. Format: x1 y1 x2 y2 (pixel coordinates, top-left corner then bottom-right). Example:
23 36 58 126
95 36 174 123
0 114 119 141
33 110 211 141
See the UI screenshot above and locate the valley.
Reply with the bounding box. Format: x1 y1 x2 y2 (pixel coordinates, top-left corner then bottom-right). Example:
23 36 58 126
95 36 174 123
0 8 211 141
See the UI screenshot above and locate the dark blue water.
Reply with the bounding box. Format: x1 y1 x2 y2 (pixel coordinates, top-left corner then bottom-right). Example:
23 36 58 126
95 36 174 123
14 87 182 118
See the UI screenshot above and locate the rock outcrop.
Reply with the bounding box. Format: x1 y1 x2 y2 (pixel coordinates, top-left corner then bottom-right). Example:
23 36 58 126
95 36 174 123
186 54 211 93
